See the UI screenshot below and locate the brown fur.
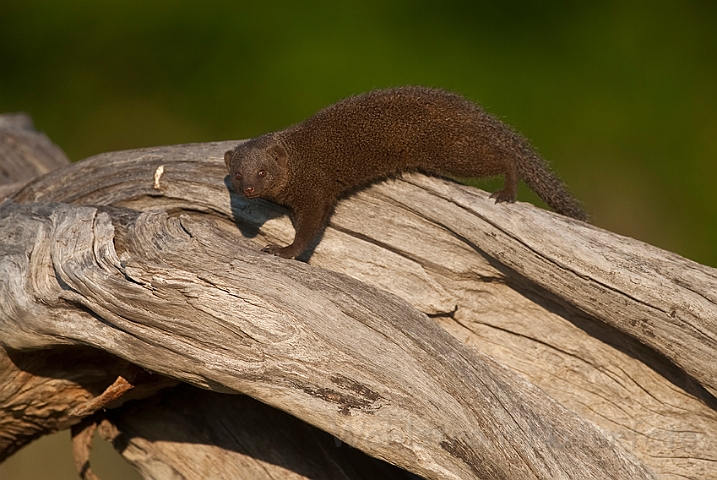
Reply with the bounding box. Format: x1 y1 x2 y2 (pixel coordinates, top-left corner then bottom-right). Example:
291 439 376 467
225 86 587 259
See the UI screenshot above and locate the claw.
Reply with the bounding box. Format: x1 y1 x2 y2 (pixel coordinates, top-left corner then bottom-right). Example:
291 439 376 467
261 244 296 259
489 189 517 204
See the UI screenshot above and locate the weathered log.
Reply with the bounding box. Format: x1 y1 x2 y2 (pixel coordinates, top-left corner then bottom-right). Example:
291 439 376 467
0 200 654 479
0 112 69 189
0 346 127 463
2 116 716 478
0 115 154 467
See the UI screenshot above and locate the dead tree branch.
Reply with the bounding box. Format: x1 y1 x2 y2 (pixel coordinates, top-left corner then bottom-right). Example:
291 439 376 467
2 114 716 478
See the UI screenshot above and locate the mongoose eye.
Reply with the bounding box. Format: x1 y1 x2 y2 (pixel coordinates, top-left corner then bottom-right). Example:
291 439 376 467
258 170 267 178
235 173 242 180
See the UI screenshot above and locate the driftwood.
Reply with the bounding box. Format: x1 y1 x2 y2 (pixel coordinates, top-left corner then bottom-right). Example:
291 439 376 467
1 114 716 479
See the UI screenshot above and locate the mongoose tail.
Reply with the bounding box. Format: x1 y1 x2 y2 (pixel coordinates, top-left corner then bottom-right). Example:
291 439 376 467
517 150 588 222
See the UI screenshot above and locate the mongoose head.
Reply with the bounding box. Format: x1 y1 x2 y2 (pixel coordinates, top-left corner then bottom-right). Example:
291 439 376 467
225 136 289 199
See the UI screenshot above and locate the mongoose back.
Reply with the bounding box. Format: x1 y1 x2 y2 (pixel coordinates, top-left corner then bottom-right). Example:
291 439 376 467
225 86 587 259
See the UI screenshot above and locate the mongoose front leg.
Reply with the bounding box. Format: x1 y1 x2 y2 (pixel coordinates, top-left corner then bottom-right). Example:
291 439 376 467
262 202 333 259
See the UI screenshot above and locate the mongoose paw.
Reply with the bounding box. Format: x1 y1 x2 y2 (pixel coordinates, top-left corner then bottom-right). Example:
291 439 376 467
489 189 517 204
261 244 296 259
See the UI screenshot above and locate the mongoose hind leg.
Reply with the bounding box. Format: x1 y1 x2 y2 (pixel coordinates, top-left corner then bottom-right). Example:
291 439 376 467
489 166 518 204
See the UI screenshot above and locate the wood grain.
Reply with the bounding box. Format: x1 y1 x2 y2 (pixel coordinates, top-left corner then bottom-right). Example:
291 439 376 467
0 201 654 479
3 130 716 478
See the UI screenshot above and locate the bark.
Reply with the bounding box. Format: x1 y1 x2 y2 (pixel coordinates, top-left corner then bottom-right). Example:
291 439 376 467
1 114 716 479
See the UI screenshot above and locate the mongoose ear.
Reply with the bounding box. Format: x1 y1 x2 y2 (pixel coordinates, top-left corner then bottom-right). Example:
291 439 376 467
224 150 234 170
268 144 288 169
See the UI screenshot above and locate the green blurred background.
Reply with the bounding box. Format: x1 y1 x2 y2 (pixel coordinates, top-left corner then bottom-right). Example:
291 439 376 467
0 1 715 477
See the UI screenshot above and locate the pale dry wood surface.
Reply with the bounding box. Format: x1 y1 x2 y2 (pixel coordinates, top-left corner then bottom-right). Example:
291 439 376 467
0 200 653 479
1 115 716 478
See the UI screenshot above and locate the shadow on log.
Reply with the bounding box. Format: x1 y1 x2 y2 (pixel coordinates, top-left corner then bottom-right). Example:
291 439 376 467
105 383 419 479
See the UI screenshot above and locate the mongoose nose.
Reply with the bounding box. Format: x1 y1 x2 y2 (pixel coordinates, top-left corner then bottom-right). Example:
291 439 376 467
244 186 255 195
